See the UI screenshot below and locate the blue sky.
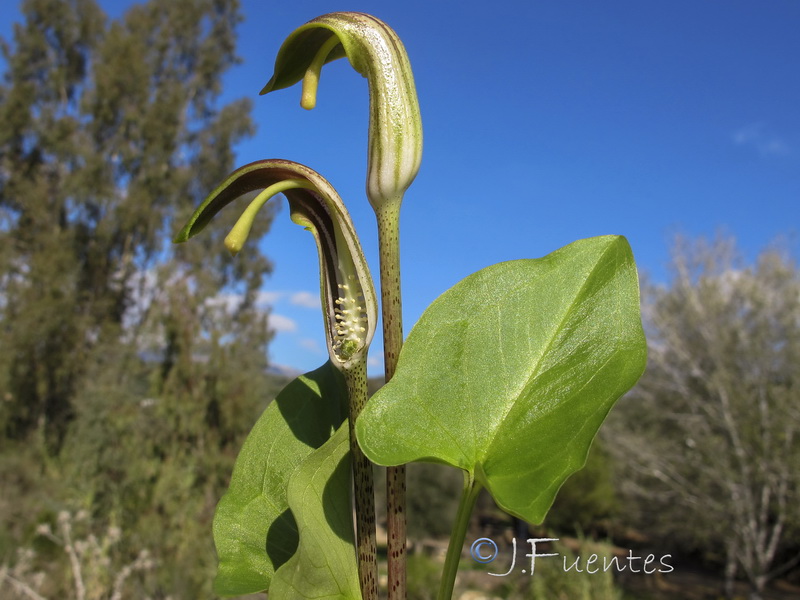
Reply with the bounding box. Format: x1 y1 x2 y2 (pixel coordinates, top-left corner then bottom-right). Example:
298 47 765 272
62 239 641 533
2 1 798 375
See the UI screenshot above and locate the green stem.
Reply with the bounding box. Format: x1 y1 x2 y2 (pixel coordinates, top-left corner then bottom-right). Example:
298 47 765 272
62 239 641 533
438 473 482 600
375 200 407 600
375 201 403 378
344 359 378 600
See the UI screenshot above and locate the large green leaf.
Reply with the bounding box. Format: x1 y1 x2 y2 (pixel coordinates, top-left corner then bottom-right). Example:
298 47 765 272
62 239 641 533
270 422 361 599
356 235 647 524
213 362 347 596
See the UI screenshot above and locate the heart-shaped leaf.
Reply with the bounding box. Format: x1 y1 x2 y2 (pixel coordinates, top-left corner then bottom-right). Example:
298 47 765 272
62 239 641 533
213 362 347 596
270 421 361 599
356 235 647 524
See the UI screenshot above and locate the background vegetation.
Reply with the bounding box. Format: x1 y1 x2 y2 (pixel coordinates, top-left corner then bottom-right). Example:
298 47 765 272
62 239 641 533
1 1 798 599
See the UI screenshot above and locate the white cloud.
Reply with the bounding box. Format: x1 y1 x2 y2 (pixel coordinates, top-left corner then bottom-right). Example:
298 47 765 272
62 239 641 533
255 290 284 306
206 293 244 314
269 313 298 332
290 291 322 309
732 123 790 157
298 338 324 354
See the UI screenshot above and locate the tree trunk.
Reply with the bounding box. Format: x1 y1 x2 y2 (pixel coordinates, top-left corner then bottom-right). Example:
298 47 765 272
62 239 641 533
724 543 737 599
748 573 767 600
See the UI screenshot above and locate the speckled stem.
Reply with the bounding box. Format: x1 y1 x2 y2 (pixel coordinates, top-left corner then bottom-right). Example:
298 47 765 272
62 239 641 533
344 358 378 600
376 200 407 600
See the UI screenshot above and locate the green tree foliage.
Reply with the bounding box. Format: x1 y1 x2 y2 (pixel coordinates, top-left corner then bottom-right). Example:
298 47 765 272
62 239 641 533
0 0 272 454
0 1 281 596
610 235 800 599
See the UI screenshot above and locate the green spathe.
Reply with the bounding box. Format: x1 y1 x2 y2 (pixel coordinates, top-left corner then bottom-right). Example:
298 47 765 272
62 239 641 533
356 235 647 524
174 159 377 370
261 12 422 212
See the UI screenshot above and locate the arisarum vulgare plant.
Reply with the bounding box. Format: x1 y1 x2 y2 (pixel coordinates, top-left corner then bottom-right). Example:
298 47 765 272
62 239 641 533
175 158 379 597
175 11 647 600
261 13 423 597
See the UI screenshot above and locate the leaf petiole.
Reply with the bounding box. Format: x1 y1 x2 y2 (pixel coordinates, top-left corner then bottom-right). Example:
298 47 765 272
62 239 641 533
438 472 483 600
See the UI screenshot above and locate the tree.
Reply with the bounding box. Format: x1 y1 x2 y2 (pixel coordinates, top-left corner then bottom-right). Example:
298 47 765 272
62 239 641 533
0 2 282 595
610 235 800 599
0 0 273 454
